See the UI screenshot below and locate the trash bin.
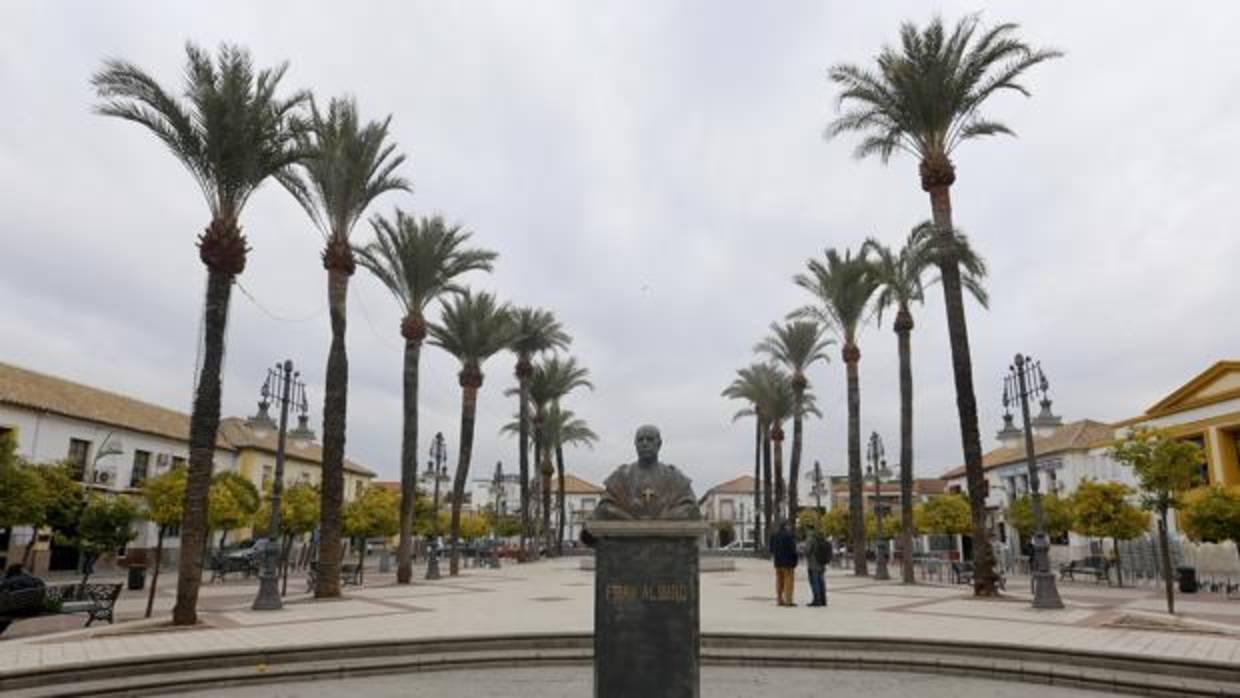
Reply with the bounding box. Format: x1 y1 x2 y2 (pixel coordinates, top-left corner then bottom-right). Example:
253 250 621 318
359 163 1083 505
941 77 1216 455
127 565 146 591
379 549 392 573
1177 566 1198 593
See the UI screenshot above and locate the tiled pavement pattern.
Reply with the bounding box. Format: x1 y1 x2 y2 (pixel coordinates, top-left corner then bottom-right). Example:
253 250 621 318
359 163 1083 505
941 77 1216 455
4 558 1240 675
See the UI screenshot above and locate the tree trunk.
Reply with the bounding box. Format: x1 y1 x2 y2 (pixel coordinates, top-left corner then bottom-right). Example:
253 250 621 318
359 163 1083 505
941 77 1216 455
762 421 773 547
281 532 293 596
396 334 421 585
517 370 532 561
556 444 567 554
1158 512 1175 614
357 537 365 585
449 383 480 576
173 265 235 626
927 182 997 596
897 313 916 585
145 526 165 619
540 432 554 556
846 348 867 576
773 431 785 524
1112 537 1123 588
317 267 350 598
218 529 228 549
753 414 762 549
22 535 36 567
789 397 804 521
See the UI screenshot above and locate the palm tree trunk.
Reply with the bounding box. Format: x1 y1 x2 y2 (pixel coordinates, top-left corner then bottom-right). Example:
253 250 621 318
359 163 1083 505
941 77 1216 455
753 414 762 548
145 526 165 619
896 312 915 585
555 444 567 554
173 264 235 626
762 421 773 545
396 334 421 584
773 431 785 523
1158 511 1175 614
316 267 350 598
846 347 867 576
449 384 480 576
789 404 804 520
517 373 532 560
540 443 554 555
927 183 997 596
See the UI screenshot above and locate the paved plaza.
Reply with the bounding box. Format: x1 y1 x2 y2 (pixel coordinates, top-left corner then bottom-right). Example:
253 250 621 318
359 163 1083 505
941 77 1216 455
4 556 1240 678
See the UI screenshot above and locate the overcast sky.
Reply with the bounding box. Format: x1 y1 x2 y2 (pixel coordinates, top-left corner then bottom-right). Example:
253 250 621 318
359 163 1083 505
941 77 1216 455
1 2 1237 495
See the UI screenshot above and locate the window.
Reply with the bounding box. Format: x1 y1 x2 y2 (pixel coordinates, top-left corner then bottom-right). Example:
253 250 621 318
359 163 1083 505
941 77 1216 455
0 425 12 441
131 450 151 487
1184 435 1209 485
581 498 596 511
720 500 736 521
67 438 91 481
171 455 186 470
354 480 364 500
262 465 273 491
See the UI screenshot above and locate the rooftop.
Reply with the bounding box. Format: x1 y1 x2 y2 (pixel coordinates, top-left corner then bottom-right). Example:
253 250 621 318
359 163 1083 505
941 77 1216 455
939 419 1115 480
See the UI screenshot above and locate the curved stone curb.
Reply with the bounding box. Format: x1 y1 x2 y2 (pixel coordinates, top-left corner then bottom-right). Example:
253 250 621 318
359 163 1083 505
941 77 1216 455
3 633 1238 697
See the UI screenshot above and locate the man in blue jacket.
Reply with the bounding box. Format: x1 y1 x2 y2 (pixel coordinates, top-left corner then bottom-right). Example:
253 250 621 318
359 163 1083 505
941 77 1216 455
769 521 798 606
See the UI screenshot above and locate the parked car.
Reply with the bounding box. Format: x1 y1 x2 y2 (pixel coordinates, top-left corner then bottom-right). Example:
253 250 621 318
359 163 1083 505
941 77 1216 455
722 540 756 551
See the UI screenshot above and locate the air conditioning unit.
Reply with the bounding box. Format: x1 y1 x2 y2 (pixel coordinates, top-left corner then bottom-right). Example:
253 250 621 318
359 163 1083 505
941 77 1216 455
156 453 172 469
94 469 113 485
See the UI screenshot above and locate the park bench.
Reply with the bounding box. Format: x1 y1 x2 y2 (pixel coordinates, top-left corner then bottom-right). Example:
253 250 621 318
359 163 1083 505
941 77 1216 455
950 561 1007 590
0 582 122 635
305 562 363 592
208 551 258 583
1059 556 1111 584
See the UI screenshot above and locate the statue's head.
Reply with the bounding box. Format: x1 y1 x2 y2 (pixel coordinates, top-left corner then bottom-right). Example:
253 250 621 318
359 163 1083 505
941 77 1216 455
634 424 662 465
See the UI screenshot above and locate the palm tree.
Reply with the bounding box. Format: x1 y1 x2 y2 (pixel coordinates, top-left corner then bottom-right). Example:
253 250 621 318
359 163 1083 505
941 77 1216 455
524 356 592 553
723 364 770 547
506 308 570 560
865 223 990 585
535 405 598 547
356 213 496 584
794 247 879 576
92 44 308 625
827 14 1059 595
430 291 513 575
755 321 833 517
288 97 407 597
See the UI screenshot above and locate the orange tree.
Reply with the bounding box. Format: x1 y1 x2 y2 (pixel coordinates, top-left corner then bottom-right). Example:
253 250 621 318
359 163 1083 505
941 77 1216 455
1069 480 1149 587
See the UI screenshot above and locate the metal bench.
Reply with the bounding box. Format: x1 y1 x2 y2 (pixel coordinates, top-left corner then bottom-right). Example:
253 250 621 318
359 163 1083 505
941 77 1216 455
1059 556 1111 584
305 562 363 592
208 552 257 583
46 583 123 627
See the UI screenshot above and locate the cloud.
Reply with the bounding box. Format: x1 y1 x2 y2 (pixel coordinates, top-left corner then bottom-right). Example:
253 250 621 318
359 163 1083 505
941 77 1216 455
1 1 1236 497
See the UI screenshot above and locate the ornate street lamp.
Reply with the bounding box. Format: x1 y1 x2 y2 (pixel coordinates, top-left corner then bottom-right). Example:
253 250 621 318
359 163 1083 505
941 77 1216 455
1004 354 1065 609
866 432 891 581
809 460 826 510
425 432 448 580
249 360 314 611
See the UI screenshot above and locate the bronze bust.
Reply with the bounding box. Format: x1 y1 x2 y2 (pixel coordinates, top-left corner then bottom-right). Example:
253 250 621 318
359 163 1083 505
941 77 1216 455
592 425 700 521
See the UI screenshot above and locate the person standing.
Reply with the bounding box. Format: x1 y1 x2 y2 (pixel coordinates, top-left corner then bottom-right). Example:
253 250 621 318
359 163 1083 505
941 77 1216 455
769 521 798 606
805 525 832 606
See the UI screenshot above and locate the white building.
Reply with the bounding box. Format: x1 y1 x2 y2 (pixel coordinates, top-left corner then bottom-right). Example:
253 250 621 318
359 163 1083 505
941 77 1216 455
939 360 1240 563
0 361 375 574
698 475 756 547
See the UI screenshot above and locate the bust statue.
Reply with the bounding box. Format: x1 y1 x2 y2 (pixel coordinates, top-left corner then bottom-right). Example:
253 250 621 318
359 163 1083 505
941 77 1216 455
592 425 700 521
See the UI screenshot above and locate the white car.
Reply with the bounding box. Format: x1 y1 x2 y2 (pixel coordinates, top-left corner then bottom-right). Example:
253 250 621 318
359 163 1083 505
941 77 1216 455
721 540 756 551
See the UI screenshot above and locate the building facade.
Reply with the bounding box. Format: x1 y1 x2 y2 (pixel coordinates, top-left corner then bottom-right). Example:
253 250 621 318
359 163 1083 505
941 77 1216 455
938 360 1240 563
0 361 375 574
699 475 756 547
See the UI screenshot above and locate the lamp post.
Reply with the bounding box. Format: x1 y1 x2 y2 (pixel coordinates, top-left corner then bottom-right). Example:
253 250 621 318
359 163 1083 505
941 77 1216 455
1004 354 1064 609
492 461 505 538
866 432 891 581
810 460 825 510
249 360 314 611
425 432 448 580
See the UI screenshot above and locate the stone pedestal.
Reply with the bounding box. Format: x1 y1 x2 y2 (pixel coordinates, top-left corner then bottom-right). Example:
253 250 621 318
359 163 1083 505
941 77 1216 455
588 520 709 698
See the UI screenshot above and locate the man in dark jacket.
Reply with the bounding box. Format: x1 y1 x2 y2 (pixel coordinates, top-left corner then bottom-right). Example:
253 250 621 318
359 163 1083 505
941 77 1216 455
805 525 832 606
769 521 798 606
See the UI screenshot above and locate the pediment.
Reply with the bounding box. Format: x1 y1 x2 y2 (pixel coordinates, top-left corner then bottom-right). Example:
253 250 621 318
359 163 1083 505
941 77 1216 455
1147 361 1240 416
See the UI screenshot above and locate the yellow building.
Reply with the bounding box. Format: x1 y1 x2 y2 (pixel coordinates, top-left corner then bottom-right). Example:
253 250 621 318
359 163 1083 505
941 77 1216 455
218 418 375 501
1116 360 1240 487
